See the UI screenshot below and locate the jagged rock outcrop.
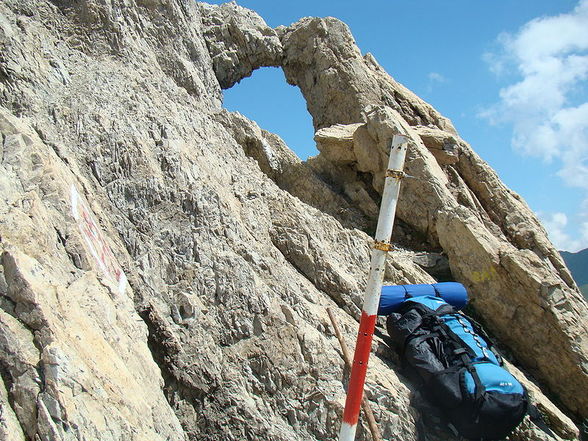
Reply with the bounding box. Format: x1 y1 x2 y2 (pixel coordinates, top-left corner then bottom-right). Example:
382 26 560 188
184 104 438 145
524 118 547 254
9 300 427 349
279 17 456 134
275 15 588 419
0 1 586 441
0 112 186 440
199 2 282 89
201 6 588 420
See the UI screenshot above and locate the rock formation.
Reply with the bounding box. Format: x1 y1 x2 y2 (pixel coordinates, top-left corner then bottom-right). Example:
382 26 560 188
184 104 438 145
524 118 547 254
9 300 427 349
0 0 586 440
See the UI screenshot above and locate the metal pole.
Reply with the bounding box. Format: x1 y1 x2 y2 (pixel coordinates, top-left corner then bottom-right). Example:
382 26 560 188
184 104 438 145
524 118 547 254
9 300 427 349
338 134 409 441
327 308 383 441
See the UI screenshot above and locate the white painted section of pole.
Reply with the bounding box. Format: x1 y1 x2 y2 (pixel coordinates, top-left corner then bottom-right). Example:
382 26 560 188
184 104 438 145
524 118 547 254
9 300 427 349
339 422 356 441
363 134 409 315
338 134 409 441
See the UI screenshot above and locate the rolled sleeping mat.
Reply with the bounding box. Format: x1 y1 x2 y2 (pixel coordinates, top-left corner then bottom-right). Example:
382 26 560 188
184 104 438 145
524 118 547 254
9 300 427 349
378 282 468 315
434 281 468 310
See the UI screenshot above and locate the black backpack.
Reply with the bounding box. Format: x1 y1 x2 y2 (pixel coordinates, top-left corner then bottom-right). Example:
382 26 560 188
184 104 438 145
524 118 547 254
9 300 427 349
386 295 528 440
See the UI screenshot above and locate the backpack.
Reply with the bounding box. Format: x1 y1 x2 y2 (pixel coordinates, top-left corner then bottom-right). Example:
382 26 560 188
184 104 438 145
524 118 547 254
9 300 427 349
384 294 528 440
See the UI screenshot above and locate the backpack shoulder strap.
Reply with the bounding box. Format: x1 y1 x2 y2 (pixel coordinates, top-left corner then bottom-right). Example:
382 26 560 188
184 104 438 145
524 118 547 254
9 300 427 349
527 402 557 439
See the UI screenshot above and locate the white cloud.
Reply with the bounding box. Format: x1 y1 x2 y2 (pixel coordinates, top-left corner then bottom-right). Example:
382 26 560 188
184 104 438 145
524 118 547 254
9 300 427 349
425 72 446 94
483 0 588 170
538 212 588 252
482 49 506 76
484 1 588 250
428 72 446 83
582 221 588 242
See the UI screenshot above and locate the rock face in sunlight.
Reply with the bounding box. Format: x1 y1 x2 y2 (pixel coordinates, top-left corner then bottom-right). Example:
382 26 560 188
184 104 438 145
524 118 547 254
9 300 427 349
0 1 586 440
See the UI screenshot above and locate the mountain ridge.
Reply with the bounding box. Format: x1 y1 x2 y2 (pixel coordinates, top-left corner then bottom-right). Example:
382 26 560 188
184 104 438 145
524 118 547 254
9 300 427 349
561 248 588 299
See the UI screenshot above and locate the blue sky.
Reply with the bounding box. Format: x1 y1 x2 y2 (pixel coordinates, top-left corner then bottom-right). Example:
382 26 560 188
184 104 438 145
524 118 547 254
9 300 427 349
206 0 588 252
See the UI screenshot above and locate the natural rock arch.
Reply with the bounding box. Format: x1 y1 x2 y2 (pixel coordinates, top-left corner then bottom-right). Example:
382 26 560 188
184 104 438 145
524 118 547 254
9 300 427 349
200 1 588 420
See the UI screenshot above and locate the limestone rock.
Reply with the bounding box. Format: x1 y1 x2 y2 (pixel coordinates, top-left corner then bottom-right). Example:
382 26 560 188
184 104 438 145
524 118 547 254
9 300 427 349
214 108 375 231
0 4 432 438
0 109 186 440
314 123 363 164
0 0 586 440
280 17 455 133
278 15 588 420
505 361 579 440
412 252 452 281
199 1 283 89
0 310 33 441
414 125 460 165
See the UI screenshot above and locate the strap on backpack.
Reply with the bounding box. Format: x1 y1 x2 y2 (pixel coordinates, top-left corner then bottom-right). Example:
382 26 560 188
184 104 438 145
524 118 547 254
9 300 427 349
527 402 557 439
461 314 503 365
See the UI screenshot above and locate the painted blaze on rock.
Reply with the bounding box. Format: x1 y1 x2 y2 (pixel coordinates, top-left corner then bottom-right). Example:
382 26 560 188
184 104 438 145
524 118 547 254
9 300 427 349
70 185 127 296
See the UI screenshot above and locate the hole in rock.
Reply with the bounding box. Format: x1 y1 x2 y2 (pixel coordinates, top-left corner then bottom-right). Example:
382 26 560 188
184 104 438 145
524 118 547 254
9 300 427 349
222 66 318 159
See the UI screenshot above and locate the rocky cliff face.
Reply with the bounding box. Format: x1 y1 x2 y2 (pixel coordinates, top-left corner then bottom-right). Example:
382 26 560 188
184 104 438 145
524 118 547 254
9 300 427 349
0 1 586 440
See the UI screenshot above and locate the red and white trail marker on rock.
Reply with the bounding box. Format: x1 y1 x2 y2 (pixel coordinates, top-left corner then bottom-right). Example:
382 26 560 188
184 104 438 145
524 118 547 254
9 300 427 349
339 134 409 441
71 185 127 297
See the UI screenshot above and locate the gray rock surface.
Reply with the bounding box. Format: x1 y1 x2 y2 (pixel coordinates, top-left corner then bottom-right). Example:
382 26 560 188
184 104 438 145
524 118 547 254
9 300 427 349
0 1 586 440
199 2 282 89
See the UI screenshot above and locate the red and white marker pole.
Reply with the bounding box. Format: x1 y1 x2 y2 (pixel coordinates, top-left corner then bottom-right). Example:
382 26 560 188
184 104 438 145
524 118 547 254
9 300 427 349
339 134 409 441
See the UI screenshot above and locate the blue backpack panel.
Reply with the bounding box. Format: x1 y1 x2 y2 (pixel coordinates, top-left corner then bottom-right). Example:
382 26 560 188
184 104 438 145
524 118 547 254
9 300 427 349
384 294 527 440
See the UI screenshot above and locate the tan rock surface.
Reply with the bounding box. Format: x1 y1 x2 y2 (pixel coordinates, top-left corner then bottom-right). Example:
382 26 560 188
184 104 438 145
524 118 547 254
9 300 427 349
0 110 186 440
0 310 29 441
0 1 586 440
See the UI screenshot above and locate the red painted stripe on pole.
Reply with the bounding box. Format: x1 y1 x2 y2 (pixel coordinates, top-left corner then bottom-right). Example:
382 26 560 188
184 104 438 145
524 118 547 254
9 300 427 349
342 312 378 425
